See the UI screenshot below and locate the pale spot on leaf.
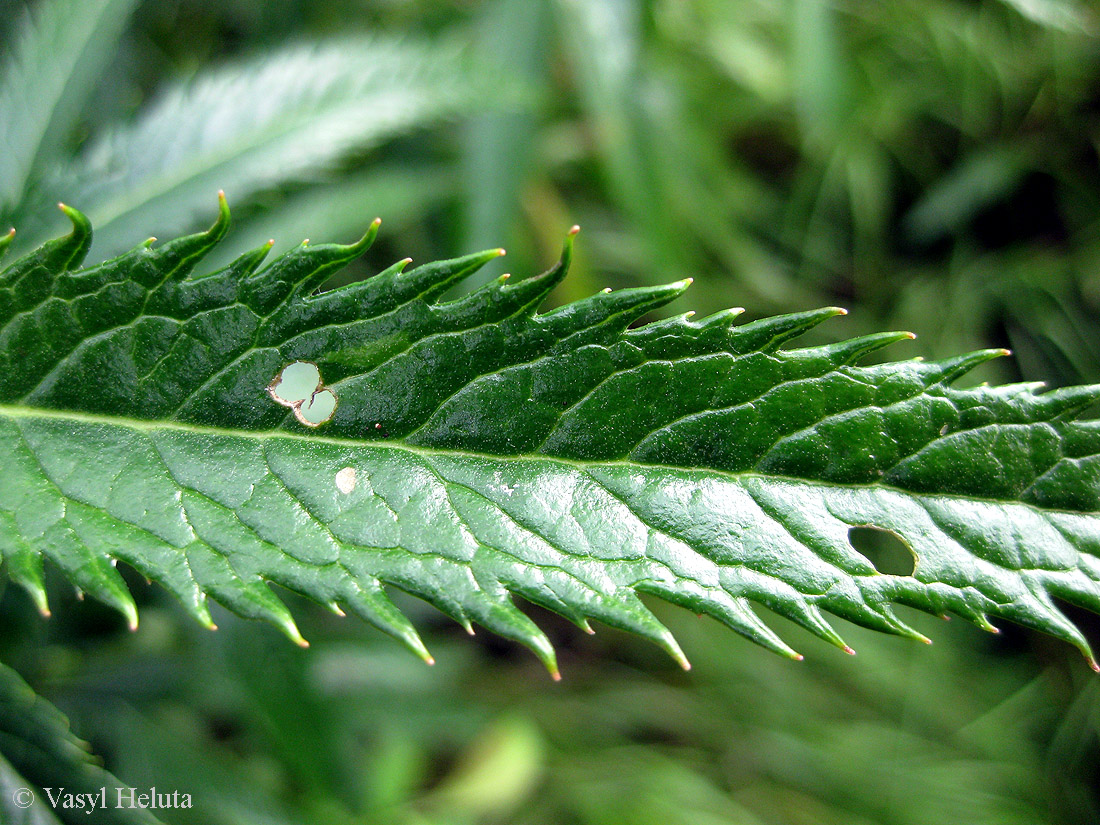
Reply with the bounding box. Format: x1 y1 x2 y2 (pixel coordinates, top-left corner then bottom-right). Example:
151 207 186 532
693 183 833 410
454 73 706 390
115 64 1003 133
335 467 357 494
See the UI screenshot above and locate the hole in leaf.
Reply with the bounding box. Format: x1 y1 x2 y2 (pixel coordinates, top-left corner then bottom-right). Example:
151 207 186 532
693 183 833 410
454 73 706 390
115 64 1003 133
848 526 916 576
268 361 321 406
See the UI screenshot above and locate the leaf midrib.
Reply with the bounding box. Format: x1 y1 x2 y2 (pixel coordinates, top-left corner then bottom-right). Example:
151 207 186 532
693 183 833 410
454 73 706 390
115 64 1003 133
2 403 1092 516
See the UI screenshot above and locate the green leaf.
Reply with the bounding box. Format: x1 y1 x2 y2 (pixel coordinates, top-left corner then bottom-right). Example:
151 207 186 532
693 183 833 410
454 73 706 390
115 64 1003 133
13 34 485 259
0 0 140 215
0 661 166 824
2 201 1100 676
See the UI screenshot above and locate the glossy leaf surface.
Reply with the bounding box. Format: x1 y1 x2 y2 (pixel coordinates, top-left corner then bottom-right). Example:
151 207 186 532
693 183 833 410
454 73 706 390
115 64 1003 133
1 202 1099 675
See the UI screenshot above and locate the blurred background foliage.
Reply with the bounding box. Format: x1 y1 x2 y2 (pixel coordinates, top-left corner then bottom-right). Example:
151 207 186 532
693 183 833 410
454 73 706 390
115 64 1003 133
2 0 1100 822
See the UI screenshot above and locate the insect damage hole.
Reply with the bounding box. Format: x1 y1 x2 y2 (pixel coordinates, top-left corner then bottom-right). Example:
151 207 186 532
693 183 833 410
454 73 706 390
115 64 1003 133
335 467 357 494
267 361 338 427
848 526 916 577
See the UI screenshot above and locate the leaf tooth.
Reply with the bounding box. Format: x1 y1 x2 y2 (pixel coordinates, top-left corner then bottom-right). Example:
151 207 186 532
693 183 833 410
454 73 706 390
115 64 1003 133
1034 384 1100 418
794 331 917 367
771 599 852 653
584 587 691 670
492 572 600 635
696 307 746 330
304 257 414 315
55 204 94 271
0 203 91 286
496 224 579 315
923 348 1010 386
291 222 382 300
201 572 310 648
461 589 560 678
1006 595 1096 669
149 190 232 285
224 239 275 280
636 580 802 660
623 311 698 339
276 218 383 301
339 578 434 665
48 546 138 630
728 307 847 354
539 281 692 342
179 591 216 631
4 544 50 617
434 248 578 327
821 591 933 642
0 227 14 262
243 233 382 315
399 248 506 303
498 268 565 315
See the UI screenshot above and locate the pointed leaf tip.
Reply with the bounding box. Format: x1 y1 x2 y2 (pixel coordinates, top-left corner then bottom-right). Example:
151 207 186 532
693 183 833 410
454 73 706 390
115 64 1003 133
56 202 91 236
338 218 381 256
208 190 231 240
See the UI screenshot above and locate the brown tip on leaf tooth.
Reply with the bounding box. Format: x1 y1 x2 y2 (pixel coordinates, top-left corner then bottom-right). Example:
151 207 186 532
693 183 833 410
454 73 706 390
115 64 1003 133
424 656 436 666
569 225 581 236
550 667 562 682
843 645 856 655
496 248 506 257
1089 658 1099 673
904 332 917 340
793 653 805 661
265 239 275 248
